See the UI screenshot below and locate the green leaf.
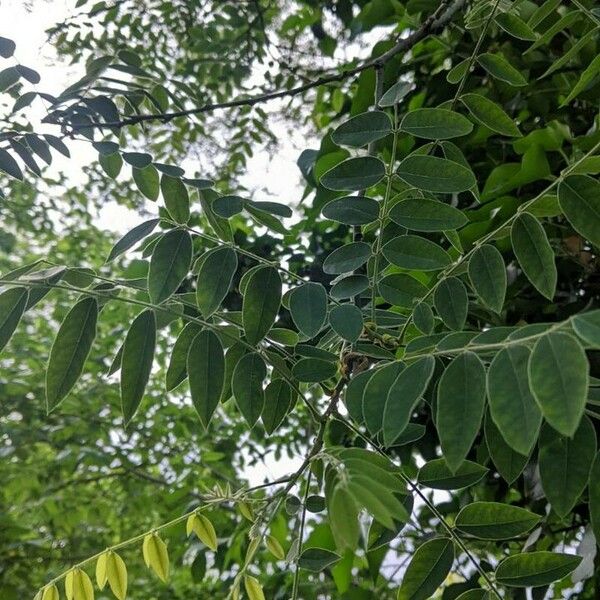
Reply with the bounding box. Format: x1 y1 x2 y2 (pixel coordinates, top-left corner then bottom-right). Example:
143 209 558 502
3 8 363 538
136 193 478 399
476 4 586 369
0 36 16 58
400 108 473 140
363 362 404 434
487 345 541 455
434 277 468 330
484 412 529 484
213 195 245 218
148 229 192 304
160 174 190 224
331 274 370 299
417 458 488 490
389 198 467 231
232 352 266 425
45 297 98 412
249 200 292 218
455 502 540 539
589 453 600 545
106 218 160 262
344 370 372 424
572 310 600 347
510 212 557 300
0 147 23 180
0 287 28 353
289 282 327 339
468 244 506 313
331 110 392 147
132 164 160 200
329 304 363 343
196 247 237 317
298 548 341 572
397 538 454 600
242 266 282 345
382 235 451 271
142 533 169 582
378 274 428 307
165 323 201 391
495 12 537 40
262 379 294 434
188 329 225 428
561 54 600 105
379 81 412 107
413 302 434 334
382 356 434 446
437 352 486 472
558 175 600 247
495 552 581 587
460 93 522 137
329 485 359 550
99 152 122 179
528 332 588 437
323 241 371 274
292 357 337 382
320 157 386 191
121 310 156 425
322 196 379 225
477 52 528 86
539 418 596 517
397 155 476 193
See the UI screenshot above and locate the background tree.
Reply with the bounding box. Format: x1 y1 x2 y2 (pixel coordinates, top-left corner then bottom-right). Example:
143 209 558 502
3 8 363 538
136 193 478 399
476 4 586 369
1 0 600 599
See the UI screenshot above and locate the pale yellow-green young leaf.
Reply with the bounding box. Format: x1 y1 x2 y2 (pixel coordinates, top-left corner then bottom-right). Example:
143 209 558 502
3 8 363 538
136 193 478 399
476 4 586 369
185 514 195 537
238 501 254 521
95 551 108 590
191 514 218 551
41 585 59 600
34 592 42 600
65 568 94 600
231 584 240 600
106 551 128 600
244 575 265 600
265 535 285 560
244 538 261 566
142 533 169 582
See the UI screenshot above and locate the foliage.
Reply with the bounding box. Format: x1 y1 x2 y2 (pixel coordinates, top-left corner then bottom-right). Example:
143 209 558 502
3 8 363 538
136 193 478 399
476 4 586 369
1 0 600 599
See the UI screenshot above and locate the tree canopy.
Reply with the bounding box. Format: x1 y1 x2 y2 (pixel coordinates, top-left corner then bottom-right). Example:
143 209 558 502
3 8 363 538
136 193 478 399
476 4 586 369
1 1 600 599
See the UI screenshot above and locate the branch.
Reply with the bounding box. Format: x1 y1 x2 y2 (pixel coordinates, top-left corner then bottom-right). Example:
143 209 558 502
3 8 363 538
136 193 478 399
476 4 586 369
69 0 460 130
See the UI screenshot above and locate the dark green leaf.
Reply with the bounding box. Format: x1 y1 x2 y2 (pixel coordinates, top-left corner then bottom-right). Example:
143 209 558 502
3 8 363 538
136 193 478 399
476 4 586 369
539 418 596 517
477 53 528 86
322 196 379 225
397 538 454 600
0 36 16 58
289 282 327 339
379 81 412 107
400 108 473 140
148 229 192 304
331 274 370 299
292 357 337 382
417 458 488 490
106 219 160 262
363 362 404 434
528 332 588 437
329 304 363 343
213 195 245 218
0 287 28 353
132 164 160 201
298 548 341 572
495 552 581 587
413 302 435 334
460 93 522 137
495 12 537 40
455 502 540 539
437 352 486 472
0 148 23 181
382 356 435 446
165 323 201 391
232 352 266 426
382 235 451 271
378 273 429 308
389 198 467 232
320 157 386 191
323 242 371 274
484 412 529 485
331 111 392 147
242 267 282 345
160 175 190 224
434 277 468 330
397 155 476 193
558 175 600 247
188 329 225 428
262 379 294 434
121 310 156 425
468 244 506 313
511 213 556 300
196 247 237 317
572 310 600 347
46 298 98 412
